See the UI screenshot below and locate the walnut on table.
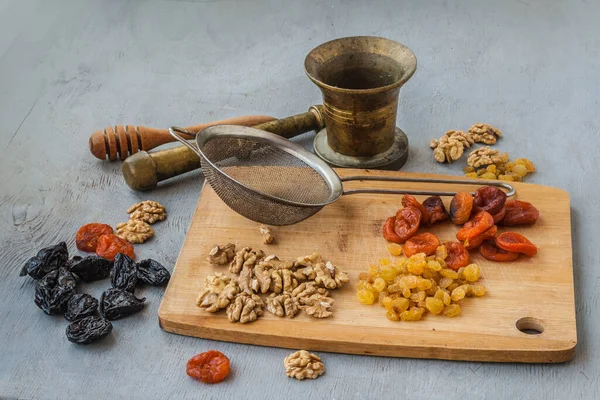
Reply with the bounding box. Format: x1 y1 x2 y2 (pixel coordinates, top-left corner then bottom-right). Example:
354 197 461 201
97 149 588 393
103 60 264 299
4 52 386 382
259 225 275 244
284 350 325 380
126 200 167 224
226 293 264 323
265 293 300 318
469 123 502 145
299 294 335 318
467 146 509 168
207 243 236 265
196 280 239 313
115 219 154 244
314 261 349 289
229 247 265 274
291 282 329 299
430 130 475 163
269 268 298 294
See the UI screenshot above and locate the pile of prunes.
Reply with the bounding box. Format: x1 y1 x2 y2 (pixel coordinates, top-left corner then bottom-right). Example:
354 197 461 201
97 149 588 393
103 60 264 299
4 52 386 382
20 241 170 344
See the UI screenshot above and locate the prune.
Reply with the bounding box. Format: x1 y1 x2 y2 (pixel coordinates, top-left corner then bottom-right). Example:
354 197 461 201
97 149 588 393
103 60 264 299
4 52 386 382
401 195 430 225
65 256 83 270
20 242 69 279
444 242 470 271
456 211 494 241
57 267 77 291
96 234 135 261
449 192 473 225
69 256 113 281
480 241 519 262
382 216 403 244
76 223 114 252
111 253 137 292
100 288 146 320
66 316 112 344
464 225 498 250
186 350 231 384
393 206 422 243
422 196 448 225
65 293 99 321
404 233 440 257
472 186 506 215
34 269 76 315
496 232 538 257
502 200 540 226
137 259 171 286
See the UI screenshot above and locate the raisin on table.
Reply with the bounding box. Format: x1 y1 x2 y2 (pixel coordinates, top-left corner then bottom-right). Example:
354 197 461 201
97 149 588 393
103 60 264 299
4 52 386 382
65 293 99 321
69 256 113 281
76 223 114 252
186 350 231 384
66 316 112 344
34 269 76 315
111 253 138 292
20 242 69 279
136 259 171 286
96 234 135 261
100 288 146 320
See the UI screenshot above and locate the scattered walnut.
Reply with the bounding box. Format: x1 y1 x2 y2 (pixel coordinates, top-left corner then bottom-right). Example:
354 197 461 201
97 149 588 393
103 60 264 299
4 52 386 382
270 268 298 294
429 138 439 149
229 247 265 274
207 243 236 265
291 282 329 300
253 263 272 294
444 130 474 148
284 350 325 380
294 252 323 267
226 293 264 323
127 200 167 224
314 261 349 289
259 256 293 270
430 130 474 163
204 272 231 292
300 294 335 318
196 280 239 312
115 220 154 244
265 293 300 318
259 225 275 244
237 264 255 294
467 146 509 168
469 123 502 145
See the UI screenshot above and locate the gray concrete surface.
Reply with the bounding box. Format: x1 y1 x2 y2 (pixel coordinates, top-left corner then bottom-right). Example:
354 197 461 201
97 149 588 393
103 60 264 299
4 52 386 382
0 0 598 399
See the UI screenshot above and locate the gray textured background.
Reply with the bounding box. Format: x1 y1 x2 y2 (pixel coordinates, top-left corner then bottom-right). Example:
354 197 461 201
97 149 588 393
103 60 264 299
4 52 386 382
0 0 598 399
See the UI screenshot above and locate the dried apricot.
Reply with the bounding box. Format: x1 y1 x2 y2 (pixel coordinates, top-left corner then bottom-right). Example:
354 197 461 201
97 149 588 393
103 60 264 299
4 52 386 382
393 206 422 243
401 195 430 225
472 186 507 215
449 192 473 225
422 196 449 225
404 233 440 258
456 212 494 241
382 217 403 244
96 234 135 261
463 225 497 250
490 206 506 224
444 242 470 271
186 350 230 384
479 241 519 262
496 232 538 257
76 223 114 252
502 200 540 226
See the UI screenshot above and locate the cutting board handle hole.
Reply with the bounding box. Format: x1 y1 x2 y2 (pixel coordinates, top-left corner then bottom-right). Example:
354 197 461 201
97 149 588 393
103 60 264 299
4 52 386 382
516 317 545 335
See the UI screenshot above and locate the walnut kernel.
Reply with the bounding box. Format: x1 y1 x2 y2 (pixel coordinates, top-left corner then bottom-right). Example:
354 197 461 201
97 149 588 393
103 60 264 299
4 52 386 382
226 293 264 323
196 280 239 313
207 243 236 265
115 219 154 244
467 146 509 168
469 123 502 144
259 225 275 244
284 350 325 380
300 294 334 318
127 200 167 224
265 293 300 318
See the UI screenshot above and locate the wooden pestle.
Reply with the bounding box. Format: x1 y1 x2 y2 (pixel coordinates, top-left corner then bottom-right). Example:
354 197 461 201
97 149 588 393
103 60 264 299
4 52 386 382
122 106 325 191
89 115 275 160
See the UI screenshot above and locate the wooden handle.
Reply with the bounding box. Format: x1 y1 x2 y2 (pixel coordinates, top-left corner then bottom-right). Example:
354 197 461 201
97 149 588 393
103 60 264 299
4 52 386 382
89 115 276 160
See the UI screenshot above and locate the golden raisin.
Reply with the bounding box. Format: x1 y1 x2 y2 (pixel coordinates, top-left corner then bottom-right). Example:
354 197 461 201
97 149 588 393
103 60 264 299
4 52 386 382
439 277 453 289
391 297 410 313
386 243 403 256
357 289 375 305
379 265 398 282
379 258 391 266
444 304 461 317
471 284 487 297
440 269 459 280
400 307 424 321
372 278 387 292
425 297 444 315
410 291 427 303
386 309 400 321
381 296 393 309
462 264 481 282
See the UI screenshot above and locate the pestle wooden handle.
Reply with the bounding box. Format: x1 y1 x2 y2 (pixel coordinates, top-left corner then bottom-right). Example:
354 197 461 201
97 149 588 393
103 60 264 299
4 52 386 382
89 115 276 160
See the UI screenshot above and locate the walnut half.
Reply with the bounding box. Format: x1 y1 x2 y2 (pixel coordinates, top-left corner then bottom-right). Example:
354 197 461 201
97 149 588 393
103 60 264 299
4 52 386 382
226 293 264 323
300 294 334 318
265 293 300 318
284 350 325 380
207 243 236 265
259 225 275 244
115 219 154 244
127 200 167 224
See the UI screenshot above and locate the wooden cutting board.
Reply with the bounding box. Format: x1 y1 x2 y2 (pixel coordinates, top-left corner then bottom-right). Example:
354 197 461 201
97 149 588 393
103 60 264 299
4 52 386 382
158 169 576 363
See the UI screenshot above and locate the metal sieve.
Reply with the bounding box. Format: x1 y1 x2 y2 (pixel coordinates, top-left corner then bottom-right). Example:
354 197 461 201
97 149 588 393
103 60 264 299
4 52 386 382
170 125 515 226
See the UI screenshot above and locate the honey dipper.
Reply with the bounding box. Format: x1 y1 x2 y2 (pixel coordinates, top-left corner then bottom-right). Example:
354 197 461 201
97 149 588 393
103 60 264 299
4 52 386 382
89 115 275 160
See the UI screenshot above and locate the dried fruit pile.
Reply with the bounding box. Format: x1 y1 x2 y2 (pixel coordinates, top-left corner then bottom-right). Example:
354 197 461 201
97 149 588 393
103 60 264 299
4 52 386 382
197 245 349 323
464 152 536 182
19 241 170 344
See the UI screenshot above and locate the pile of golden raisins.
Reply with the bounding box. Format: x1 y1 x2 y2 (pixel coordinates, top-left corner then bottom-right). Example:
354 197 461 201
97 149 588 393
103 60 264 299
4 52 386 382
356 244 486 321
464 158 535 182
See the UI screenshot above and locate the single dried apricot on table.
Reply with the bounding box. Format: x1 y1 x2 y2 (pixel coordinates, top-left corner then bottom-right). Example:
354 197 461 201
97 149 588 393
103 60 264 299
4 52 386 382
456 211 494 241
186 350 230 384
96 234 135 261
404 233 440 257
422 196 449 225
444 241 470 271
496 232 538 257
480 240 519 261
401 195 430 225
502 200 540 226
449 192 473 225
76 223 114 252
382 217 403 244
464 225 497 250
393 206 422 243
472 186 507 215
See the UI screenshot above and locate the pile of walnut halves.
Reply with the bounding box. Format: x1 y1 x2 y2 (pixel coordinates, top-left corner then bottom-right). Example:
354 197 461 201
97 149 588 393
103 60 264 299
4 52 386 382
197 244 349 324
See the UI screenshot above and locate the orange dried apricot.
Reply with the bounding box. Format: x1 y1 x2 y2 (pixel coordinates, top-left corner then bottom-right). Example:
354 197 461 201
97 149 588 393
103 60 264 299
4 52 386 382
490 206 506 224
401 195 429 225
464 225 498 250
393 206 422 243
449 192 473 225
186 350 230 384
480 240 519 262
76 223 114 252
382 217 403 244
422 196 449 225
456 211 494 241
444 242 470 271
502 200 540 226
496 232 538 257
404 233 440 257
472 186 507 215
96 234 135 261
